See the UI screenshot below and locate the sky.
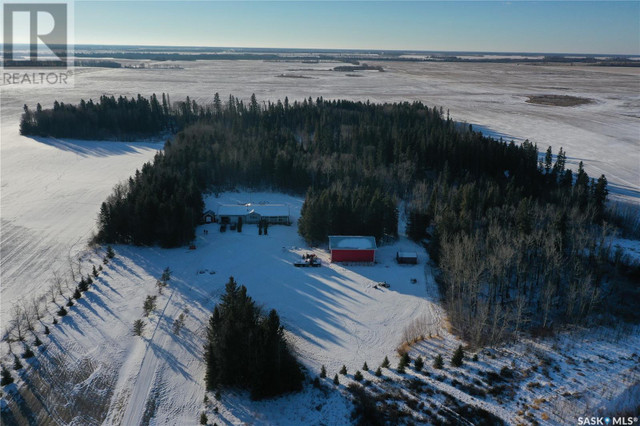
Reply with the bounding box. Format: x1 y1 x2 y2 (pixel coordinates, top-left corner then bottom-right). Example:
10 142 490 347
68 1 640 55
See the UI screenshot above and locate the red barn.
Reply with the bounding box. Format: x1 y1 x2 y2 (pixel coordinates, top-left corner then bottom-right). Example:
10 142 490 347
329 236 377 263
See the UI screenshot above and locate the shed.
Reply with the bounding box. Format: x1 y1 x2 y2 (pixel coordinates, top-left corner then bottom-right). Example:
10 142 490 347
329 236 377 263
201 209 216 224
396 251 418 264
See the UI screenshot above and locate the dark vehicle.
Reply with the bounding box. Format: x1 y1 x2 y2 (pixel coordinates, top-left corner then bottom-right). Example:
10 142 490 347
294 253 321 267
220 224 227 232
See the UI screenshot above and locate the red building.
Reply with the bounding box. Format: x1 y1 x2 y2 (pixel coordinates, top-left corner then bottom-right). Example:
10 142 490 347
329 236 377 263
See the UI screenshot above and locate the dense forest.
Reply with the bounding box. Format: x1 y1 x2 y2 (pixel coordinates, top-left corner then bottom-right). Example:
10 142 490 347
22 94 638 343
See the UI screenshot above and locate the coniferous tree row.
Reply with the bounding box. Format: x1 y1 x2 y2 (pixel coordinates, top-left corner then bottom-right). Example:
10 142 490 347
20 94 176 140
204 277 304 399
298 184 398 243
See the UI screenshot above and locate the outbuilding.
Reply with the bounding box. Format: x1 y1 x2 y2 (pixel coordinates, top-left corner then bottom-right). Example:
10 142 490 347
201 209 216 224
329 236 377 263
396 251 418 264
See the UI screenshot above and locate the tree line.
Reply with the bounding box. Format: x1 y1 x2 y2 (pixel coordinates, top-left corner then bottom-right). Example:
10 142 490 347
20 94 173 140
80 93 560 246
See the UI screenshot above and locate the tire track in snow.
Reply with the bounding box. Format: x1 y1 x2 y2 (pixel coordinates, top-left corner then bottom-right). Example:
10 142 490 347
119 288 177 426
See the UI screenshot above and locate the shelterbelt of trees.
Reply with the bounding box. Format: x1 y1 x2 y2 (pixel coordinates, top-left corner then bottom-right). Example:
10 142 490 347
22 94 637 344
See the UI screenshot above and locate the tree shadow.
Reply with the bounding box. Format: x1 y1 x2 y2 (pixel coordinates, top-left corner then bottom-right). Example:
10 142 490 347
30 136 164 159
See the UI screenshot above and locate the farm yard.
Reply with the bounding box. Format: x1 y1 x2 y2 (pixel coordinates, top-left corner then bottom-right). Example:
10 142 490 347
2 191 638 425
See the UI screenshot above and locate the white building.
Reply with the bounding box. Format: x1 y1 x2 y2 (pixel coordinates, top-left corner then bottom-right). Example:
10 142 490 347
217 203 290 225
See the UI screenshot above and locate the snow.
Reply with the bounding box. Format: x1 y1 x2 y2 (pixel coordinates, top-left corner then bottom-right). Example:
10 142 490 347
397 252 418 258
329 236 377 250
1 60 639 424
1 191 445 424
612 237 640 265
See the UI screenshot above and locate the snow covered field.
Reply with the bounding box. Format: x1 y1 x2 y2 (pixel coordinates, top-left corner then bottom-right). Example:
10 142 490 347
1 60 639 424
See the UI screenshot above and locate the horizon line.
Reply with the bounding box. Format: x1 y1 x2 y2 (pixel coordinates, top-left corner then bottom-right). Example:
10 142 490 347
9 43 637 58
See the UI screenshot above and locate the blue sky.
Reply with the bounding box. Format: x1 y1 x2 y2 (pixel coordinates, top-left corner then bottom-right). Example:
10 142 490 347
73 1 639 54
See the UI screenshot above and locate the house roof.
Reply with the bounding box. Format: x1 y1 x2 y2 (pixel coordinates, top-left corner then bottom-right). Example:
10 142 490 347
329 236 377 250
217 203 289 217
203 209 215 216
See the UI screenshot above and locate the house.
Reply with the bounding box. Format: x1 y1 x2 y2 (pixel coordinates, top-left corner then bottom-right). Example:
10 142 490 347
329 236 377 263
396 251 418 264
201 209 216 224
217 203 290 225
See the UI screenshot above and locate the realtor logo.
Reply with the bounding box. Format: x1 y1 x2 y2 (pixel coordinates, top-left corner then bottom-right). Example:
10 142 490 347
3 3 69 67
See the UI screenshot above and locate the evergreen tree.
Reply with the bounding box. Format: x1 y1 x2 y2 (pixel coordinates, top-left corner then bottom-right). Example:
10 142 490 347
1 365 14 386
433 354 444 369
133 319 145 336
451 345 464 367
34 336 42 347
13 355 23 370
161 267 172 282
381 356 390 368
320 365 326 378
57 306 67 317
544 146 553 175
333 374 339 385
339 365 347 375
414 356 424 371
23 346 34 359
593 174 609 219
362 361 369 371
78 277 88 292
375 367 382 377
92 265 99 278
354 370 363 381
73 288 82 299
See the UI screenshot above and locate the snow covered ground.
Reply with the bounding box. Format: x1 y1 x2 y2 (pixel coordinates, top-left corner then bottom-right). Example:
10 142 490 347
2 191 638 425
1 191 445 424
1 60 639 424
